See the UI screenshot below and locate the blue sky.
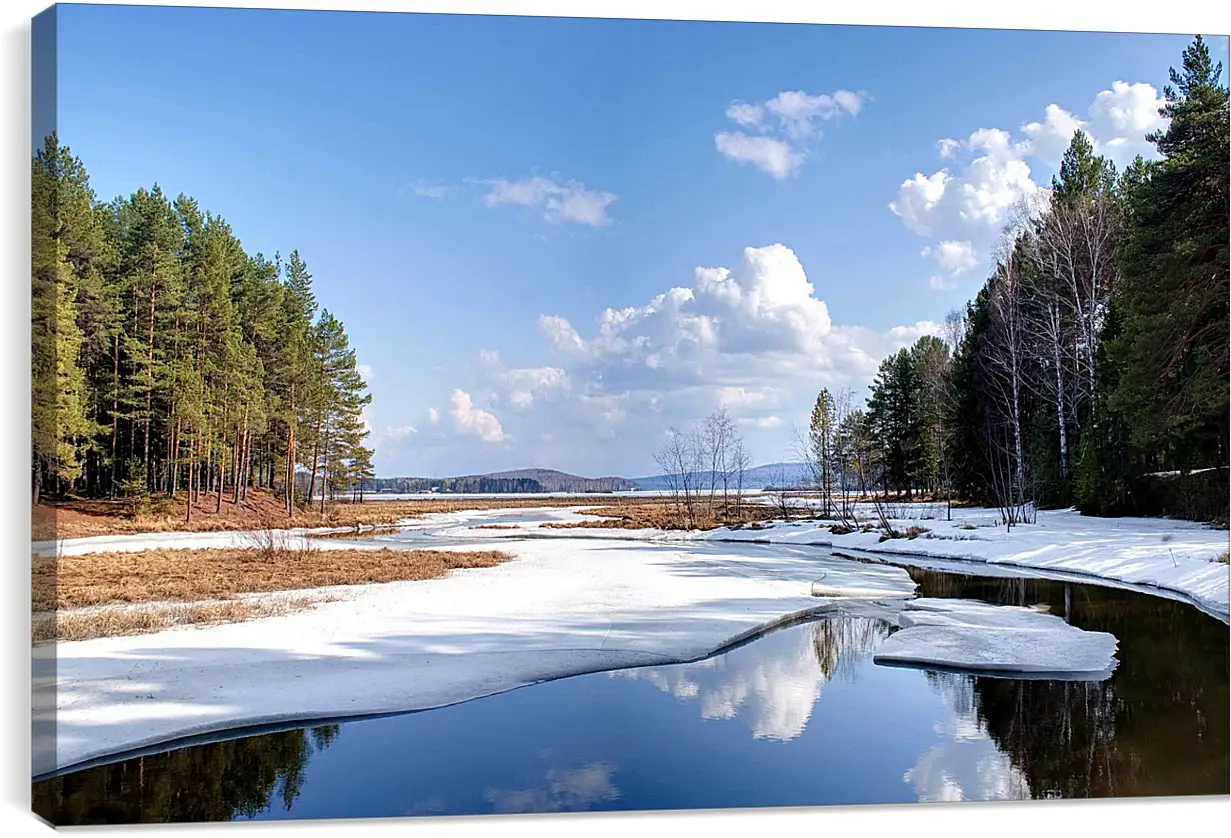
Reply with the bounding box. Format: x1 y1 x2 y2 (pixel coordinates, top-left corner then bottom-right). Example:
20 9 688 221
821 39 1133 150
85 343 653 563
53 5 1228 477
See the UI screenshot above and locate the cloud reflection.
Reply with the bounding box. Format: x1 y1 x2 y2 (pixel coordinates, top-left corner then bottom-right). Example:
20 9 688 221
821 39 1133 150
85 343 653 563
615 617 891 741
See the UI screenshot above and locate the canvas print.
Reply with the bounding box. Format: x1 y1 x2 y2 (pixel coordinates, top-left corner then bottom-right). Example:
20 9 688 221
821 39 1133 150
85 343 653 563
29 3 1229 826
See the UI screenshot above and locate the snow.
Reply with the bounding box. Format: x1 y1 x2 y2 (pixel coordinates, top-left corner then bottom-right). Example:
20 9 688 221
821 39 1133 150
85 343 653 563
34 536 916 777
34 501 1226 776
405 504 1229 619
697 507 1229 620
874 598 1119 678
31 525 366 558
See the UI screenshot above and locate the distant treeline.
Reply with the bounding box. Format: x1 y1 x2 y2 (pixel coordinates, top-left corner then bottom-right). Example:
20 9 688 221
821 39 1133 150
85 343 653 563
365 477 544 494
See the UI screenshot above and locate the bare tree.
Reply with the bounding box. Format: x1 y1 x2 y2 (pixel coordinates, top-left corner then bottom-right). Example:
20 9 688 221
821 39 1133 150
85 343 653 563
701 408 736 520
654 427 700 529
729 434 750 519
1031 186 1120 417
769 464 794 523
982 231 1031 506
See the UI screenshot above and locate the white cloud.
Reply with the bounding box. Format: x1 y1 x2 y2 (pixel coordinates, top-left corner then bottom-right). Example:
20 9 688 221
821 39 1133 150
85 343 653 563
356 364 373 382
715 386 775 409
1087 81 1168 163
535 243 936 423
478 349 500 366
384 425 417 440
481 175 616 227
922 240 978 274
894 78 1169 291
714 132 803 180
921 240 978 292
936 138 962 159
407 181 451 199
725 101 765 127
715 88 866 179
449 390 505 443
743 415 783 429
427 407 440 425
1021 103 1087 167
503 366 569 408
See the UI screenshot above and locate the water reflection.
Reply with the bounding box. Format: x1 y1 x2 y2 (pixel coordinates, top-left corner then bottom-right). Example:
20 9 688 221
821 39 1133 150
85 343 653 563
32 570 1229 824
32 726 340 825
483 762 622 814
908 568 1230 798
615 617 891 741
906 673 1031 802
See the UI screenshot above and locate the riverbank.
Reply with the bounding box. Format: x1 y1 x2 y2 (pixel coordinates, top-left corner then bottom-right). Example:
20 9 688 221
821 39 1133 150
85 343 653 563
34 534 918 777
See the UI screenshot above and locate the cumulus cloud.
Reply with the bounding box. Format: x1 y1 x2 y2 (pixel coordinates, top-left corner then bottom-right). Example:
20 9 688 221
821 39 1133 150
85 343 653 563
422 245 936 474
450 389 505 443
1023 81 1167 168
921 240 978 292
481 175 616 227
503 366 569 408
427 407 440 425
715 88 866 179
893 79 1168 291
533 243 936 433
714 132 803 180
936 138 962 159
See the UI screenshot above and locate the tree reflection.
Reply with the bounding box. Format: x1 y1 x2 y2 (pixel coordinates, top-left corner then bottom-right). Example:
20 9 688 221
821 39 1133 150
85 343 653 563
909 569 1229 798
810 616 893 680
33 725 341 825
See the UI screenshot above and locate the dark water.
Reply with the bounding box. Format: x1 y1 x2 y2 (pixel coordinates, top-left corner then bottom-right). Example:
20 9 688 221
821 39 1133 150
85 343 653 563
32 569 1229 824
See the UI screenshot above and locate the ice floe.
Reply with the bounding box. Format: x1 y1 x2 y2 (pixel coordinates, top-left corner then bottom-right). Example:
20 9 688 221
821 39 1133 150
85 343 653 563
873 598 1119 679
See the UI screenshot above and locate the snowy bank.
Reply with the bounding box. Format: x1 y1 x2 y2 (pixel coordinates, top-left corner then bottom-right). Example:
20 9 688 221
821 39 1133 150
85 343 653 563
392 505 1229 618
874 598 1119 679
695 508 1229 620
35 536 916 777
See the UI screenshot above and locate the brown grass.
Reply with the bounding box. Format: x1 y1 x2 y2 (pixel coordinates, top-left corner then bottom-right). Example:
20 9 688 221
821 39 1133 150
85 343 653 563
472 524 520 530
32 546 512 612
33 491 673 540
32 597 331 644
540 502 779 531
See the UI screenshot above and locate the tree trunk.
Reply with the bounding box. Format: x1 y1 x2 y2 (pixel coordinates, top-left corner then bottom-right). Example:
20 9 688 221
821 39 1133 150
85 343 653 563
286 385 297 516
1053 341 1069 481
307 419 321 507
319 434 329 517
143 280 157 489
110 334 119 499
186 433 194 523
231 415 243 505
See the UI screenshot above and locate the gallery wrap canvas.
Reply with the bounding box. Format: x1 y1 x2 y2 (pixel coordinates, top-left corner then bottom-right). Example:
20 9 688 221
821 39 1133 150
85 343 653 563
28 1 1229 829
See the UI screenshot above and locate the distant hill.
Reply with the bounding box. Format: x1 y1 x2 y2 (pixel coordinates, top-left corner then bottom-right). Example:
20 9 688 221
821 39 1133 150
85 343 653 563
367 469 637 494
630 462 810 491
481 469 638 493
369 463 808 494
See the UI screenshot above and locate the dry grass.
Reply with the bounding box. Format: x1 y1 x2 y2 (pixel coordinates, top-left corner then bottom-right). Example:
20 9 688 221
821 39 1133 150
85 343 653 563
1216 551 1229 564
33 491 669 540
32 596 331 645
32 546 512 612
540 501 779 531
472 523 520 530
